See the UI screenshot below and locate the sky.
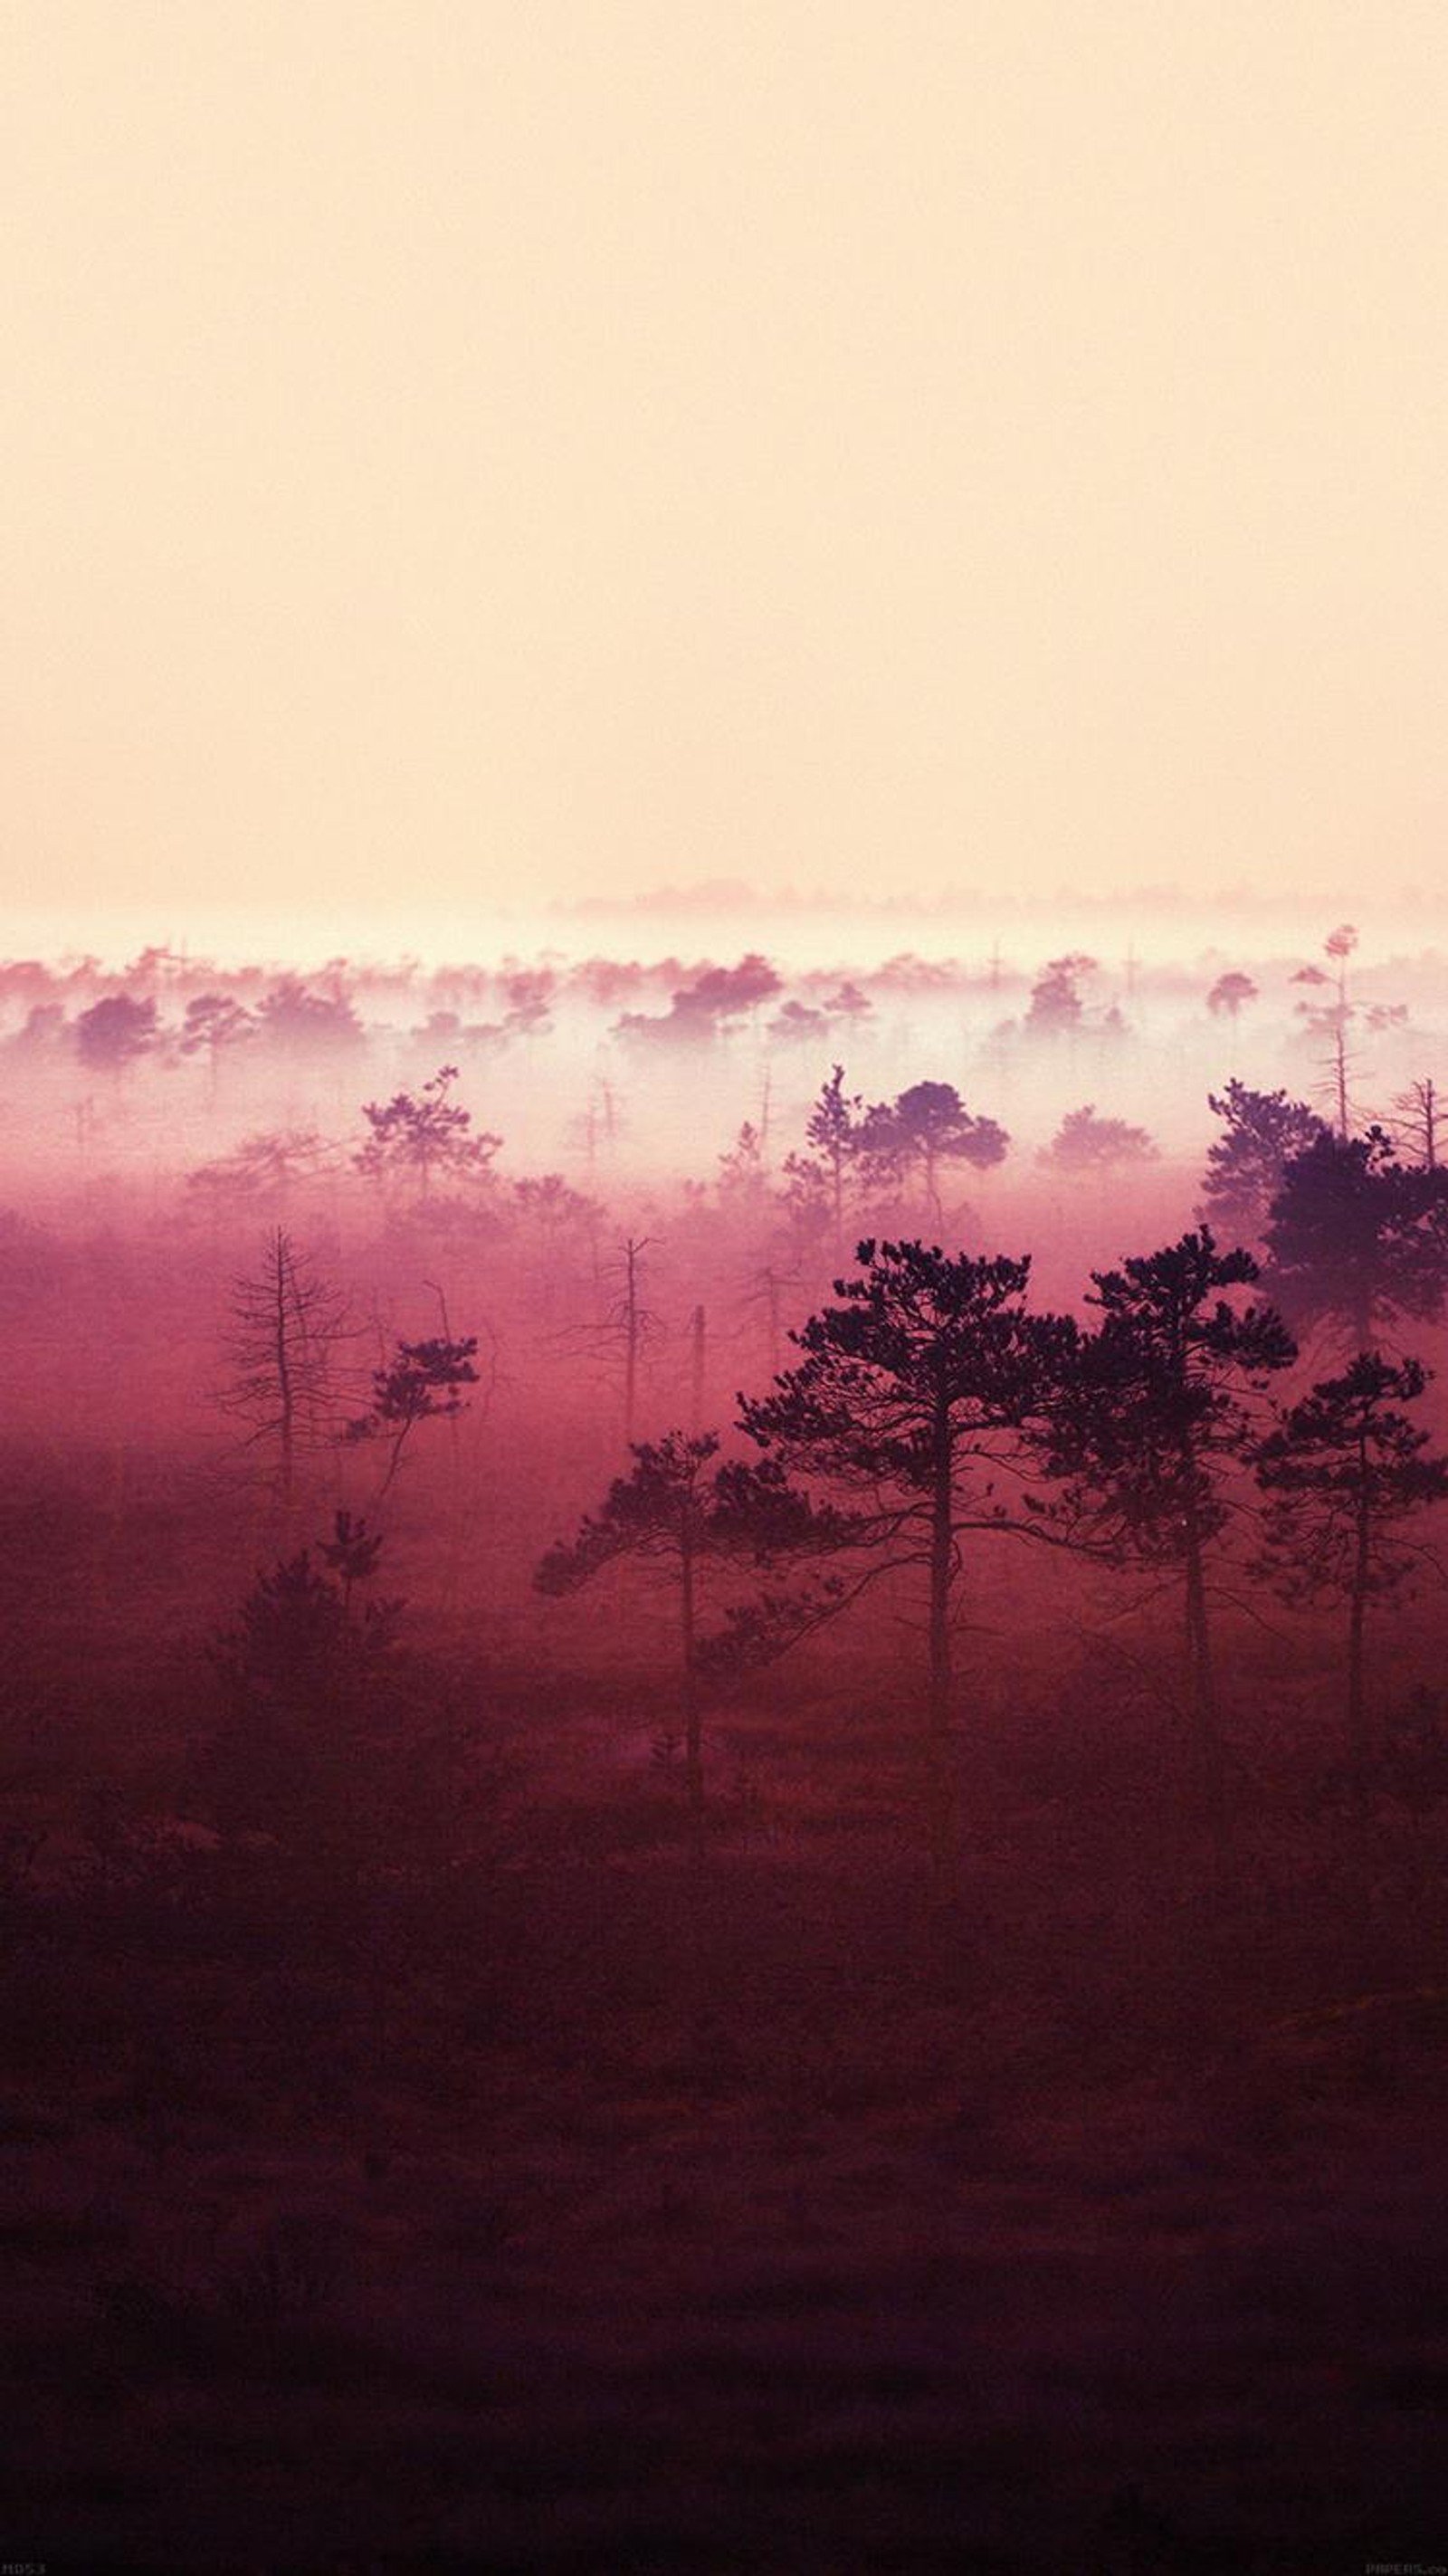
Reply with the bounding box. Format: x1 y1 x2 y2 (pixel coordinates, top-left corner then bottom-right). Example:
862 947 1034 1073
2 1 1445 957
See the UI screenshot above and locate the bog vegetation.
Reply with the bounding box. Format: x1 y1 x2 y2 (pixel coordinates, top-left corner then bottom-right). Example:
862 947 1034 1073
0 924 1444 2571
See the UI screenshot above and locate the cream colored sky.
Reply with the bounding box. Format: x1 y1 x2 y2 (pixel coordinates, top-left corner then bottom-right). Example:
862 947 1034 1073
2 0 1445 949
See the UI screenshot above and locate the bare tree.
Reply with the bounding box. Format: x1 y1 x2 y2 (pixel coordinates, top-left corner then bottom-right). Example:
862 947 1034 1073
188 1128 341 1211
221 1228 354 1506
567 1073 625 1186
688 1303 707 1434
599 1234 664 1444
1391 1076 1443 1172
552 1230 666 1443
1294 923 1359 1140
741 1261 800 1375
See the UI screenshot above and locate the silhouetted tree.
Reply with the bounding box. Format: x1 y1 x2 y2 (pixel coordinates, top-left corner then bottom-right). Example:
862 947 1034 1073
538 1432 843 1849
615 954 782 1044
741 1260 801 1374
824 978 872 1025
1391 1075 1443 1171
858 1083 1008 1226
1256 1354 1448 1798
187 1128 341 1209
1293 923 1359 1139
781 1064 866 1259
1206 970 1258 1026
1198 1082 1326 1245
1025 952 1096 1034
1205 971 1258 1076
355 1065 501 1203
567 1073 625 1181
348 1333 481 1501
204 1514 499 1896
9 1002 66 1054
716 1120 769 1211
254 976 364 1052
1042 1105 1157 1173
566 1233 668 1445
767 998 829 1046
221 1229 354 1505
510 1173 603 1308
75 994 158 1075
738 1239 1072 1855
179 993 254 1098
1046 1230 1295 1836
493 968 555 1040
213 1512 395 1719
1263 1127 1448 1350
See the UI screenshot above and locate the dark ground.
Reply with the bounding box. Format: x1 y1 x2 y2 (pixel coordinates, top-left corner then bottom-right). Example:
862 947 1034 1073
0 1483 1443 2576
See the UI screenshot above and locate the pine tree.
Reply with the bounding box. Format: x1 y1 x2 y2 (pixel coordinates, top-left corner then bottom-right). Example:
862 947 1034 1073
348 1333 481 1502
538 1432 843 1851
1198 1082 1326 1245
785 1064 866 1257
1046 1229 1295 1838
1256 1353 1448 1798
1042 1105 1157 1173
1263 1127 1448 1350
738 1238 1071 1855
355 1065 500 1202
857 1083 1009 1227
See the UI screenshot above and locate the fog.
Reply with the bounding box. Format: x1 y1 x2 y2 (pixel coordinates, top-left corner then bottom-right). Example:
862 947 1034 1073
1 924 1445 2571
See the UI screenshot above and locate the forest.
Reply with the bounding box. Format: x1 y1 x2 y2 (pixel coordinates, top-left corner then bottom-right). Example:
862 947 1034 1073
1 921 1444 2573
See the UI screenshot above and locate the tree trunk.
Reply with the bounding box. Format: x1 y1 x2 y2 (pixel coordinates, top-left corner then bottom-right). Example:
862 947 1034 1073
624 1246 639 1445
690 1305 706 1436
928 1382 957 1861
924 1142 943 1232
680 1535 704 1866
1348 1467 1372 1808
273 1233 295 1508
1181 1484 1227 1856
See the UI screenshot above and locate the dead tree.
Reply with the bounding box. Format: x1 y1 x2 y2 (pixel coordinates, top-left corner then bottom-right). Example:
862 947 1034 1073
606 1234 663 1444
222 1228 353 1507
1392 1076 1443 1172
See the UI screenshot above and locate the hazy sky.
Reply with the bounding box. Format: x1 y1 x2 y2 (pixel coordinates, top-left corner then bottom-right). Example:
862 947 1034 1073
2 1 1445 949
